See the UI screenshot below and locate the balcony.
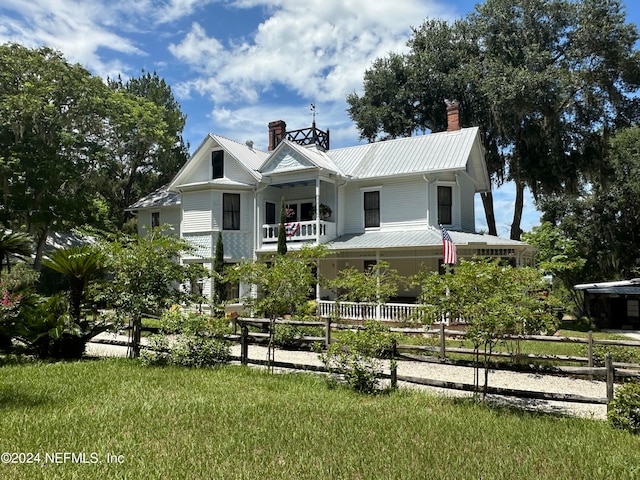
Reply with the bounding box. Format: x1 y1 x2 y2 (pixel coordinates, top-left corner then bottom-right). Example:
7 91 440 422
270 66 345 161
262 220 336 244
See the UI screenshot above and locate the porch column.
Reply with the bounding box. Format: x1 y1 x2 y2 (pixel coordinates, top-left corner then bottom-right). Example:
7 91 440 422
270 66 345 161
315 176 321 243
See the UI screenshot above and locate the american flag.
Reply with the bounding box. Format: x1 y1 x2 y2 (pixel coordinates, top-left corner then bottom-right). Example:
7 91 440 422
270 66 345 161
285 222 300 237
440 225 457 265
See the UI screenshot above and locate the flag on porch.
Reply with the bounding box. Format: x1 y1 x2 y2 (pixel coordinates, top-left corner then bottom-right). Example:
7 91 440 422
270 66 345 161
440 225 457 265
285 222 300 237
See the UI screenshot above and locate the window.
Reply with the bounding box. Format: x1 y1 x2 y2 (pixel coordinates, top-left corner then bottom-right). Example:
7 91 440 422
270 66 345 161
265 202 276 225
151 212 160 228
300 202 314 221
223 193 240 230
437 186 452 225
212 151 224 179
364 191 380 228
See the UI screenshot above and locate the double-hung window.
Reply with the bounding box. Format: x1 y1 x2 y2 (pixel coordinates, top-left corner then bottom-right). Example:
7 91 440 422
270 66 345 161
364 191 380 228
151 212 160 228
437 186 452 225
223 193 240 230
212 151 224 179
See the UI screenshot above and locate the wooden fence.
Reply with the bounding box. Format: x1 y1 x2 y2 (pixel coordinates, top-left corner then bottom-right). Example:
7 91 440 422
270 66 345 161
91 317 640 407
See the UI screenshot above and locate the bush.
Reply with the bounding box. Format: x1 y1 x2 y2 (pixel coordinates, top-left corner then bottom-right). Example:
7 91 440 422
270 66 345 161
273 321 323 349
141 307 230 368
586 345 640 367
319 320 397 394
608 380 640 434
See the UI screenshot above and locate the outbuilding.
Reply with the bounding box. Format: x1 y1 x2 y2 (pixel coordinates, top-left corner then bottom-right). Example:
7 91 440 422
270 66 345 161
574 279 640 329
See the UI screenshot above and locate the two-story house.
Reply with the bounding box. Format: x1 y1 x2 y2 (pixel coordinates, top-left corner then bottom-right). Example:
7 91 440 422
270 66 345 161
128 103 535 308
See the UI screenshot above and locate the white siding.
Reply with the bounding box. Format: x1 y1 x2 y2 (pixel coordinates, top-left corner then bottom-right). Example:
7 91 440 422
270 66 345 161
342 177 429 234
136 207 181 236
182 191 212 233
458 174 476 232
190 156 211 183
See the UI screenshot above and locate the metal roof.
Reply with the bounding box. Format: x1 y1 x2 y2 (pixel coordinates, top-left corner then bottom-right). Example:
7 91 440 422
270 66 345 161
127 185 180 210
327 228 530 251
574 279 640 291
327 127 480 179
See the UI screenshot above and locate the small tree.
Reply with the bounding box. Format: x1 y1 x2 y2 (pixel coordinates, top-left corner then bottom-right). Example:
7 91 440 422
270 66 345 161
277 197 288 255
96 227 208 357
230 244 326 319
212 231 225 305
414 258 558 400
0 230 32 274
325 261 403 304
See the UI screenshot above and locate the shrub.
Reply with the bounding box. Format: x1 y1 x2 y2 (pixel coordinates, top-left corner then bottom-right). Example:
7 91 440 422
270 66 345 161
608 380 640 434
585 345 640 367
142 307 230 368
320 320 397 393
273 319 323 349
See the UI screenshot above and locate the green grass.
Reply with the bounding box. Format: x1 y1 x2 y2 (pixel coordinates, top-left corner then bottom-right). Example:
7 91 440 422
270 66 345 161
1 359 639 479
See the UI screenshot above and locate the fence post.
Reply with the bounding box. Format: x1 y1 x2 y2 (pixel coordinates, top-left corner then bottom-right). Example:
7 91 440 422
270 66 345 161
588 330 594 380
439 322 446 360
325 317 331 348
390 338 398 389
605 353 614 408
240 324 248 365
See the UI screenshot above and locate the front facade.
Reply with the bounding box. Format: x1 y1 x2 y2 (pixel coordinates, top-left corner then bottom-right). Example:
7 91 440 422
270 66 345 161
129 107 535 303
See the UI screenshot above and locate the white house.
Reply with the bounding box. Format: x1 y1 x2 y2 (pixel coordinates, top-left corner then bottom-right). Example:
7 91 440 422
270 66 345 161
128 103 535 308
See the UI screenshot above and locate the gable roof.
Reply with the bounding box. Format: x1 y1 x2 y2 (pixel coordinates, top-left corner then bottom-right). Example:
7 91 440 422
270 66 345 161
326 127 486 185
169 133 269 190
260 140 346 177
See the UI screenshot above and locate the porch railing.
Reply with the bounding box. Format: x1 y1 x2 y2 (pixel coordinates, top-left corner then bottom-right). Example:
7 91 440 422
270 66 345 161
262 220 336 243
317 300 431 324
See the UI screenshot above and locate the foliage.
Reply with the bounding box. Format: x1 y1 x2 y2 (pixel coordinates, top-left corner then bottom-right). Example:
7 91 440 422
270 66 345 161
0 230 32 274
0 262 39 351
230 244 327 319
414 258 558 399
41 245 104 323
0 45 189 252
347 0 640 239
320 320 398 393
277 197 287 255
608 380 640 435
324 261 404 304
273 314 323 350
587 345 640 367
540 126 640 280
141 306 230 368
522 222 586 314
94 227 209 357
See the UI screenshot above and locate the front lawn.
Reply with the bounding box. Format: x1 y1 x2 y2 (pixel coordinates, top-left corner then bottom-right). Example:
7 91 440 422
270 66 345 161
1 359 639 479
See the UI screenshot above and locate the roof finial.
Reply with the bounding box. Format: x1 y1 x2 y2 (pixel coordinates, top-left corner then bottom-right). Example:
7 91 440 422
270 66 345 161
310 103 316 127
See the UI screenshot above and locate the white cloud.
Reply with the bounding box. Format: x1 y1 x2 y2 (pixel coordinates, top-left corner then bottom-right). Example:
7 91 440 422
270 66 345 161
170 0 451 104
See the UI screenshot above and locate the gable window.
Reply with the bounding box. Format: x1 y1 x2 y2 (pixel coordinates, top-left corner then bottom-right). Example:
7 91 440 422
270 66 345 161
437 186 452 225
223 193 240 230
151 212 160 228
212 150 224 179
364 191 380 228
265 202 276 225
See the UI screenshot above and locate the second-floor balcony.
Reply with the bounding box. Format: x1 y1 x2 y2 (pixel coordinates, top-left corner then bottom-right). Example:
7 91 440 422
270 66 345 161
262 220 336 244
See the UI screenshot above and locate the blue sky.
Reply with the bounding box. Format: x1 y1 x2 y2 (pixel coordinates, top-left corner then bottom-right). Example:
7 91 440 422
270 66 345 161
1 0 638 237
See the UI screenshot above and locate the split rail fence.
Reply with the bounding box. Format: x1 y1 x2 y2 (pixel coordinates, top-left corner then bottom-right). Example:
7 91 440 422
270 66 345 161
91 317 640 407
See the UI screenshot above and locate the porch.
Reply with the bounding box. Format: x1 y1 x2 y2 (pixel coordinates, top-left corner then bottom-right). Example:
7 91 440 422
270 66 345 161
317 300 434 324
262 220 336 244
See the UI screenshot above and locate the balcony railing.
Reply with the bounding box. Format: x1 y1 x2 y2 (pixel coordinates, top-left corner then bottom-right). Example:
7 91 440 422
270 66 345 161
262 220 336 243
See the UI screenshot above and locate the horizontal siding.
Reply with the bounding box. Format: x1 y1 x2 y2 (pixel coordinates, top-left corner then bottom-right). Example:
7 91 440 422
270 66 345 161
182 191 212 232
342 178 429 234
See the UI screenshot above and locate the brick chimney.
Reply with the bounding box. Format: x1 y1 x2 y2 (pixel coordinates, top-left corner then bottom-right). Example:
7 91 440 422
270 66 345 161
445 100 461 131
268 120 287 151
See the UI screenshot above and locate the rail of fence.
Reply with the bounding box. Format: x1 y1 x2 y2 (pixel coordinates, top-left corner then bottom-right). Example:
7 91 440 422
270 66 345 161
90 317 640 406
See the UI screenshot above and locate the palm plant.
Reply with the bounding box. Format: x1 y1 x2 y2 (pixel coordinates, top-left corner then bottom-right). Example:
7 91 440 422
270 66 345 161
41 245 104 323
0 230 33 274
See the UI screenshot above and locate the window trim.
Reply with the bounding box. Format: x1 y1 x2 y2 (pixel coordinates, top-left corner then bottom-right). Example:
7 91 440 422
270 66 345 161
437 184 453 226
363 189 381 229
222 193 240 230
212 150 224 179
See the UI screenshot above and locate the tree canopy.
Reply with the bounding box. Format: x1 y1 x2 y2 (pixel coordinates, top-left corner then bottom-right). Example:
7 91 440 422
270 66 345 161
347 0 640 239
0 44 189 264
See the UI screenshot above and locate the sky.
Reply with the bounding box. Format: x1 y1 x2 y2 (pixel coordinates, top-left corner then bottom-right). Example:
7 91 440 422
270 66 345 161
1 0 639 238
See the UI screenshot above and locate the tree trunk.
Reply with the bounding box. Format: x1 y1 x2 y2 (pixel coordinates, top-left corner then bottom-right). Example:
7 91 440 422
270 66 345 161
510 180 525 240
480 192 498 236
